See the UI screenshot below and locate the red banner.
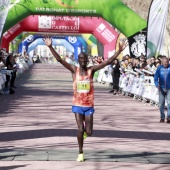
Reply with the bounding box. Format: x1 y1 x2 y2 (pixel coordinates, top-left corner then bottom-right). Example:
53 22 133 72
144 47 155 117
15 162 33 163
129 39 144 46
1 15 118 59
38 16 80 32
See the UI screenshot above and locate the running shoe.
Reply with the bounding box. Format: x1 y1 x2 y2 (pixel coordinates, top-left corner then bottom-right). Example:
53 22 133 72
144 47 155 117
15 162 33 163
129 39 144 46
83 132 88 140
76 153 84 162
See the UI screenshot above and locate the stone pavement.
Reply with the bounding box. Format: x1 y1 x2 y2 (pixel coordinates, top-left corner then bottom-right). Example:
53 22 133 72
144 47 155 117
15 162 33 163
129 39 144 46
0 63 170 170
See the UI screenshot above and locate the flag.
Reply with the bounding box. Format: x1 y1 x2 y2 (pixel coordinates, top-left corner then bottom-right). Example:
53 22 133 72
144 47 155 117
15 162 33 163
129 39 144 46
0 0 11 40
147 0 169 58
128 28 147 58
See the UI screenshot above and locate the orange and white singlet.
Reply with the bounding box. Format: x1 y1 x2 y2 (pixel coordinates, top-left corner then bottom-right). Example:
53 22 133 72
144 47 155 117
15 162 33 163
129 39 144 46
73 67 94 107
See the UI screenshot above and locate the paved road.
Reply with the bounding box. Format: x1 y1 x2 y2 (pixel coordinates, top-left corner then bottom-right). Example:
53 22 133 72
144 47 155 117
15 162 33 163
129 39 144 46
0 63 170 170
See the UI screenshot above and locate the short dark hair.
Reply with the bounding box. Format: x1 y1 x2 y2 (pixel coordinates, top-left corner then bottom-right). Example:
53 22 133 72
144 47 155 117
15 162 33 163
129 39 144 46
78 52 88 59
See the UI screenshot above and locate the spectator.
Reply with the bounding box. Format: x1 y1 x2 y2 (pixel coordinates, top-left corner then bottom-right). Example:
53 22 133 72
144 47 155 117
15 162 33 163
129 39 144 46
10 54 18 88
110 59 121 95
134 58 140 69
35 55 41 63
5 54 16 89
0 52 6 68
155 59 161 68
154 57 170 123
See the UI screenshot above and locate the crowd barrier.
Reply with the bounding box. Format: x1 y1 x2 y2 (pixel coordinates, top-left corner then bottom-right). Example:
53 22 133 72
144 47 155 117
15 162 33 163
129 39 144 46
97 66 113 85
0 69 12 93
96 66 166 107
0 58 33 94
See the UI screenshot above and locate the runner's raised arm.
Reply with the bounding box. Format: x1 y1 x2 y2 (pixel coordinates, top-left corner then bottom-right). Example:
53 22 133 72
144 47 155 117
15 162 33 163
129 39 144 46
43 35 75 73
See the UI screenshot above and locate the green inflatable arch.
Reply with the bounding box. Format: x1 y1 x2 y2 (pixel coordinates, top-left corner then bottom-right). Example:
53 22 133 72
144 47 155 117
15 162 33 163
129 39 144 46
2 0 146 38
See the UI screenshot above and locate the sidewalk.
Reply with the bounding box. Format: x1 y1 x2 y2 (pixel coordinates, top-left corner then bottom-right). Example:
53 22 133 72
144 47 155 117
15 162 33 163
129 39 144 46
0 63 170 170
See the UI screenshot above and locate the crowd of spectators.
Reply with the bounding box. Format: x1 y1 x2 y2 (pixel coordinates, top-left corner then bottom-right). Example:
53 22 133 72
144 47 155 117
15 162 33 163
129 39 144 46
0 47 167 97
62 52 166 98
119 54 163 75
104 54 166 95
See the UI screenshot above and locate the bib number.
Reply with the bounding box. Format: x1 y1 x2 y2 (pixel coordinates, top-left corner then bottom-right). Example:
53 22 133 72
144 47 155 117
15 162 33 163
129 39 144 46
77 80 90 93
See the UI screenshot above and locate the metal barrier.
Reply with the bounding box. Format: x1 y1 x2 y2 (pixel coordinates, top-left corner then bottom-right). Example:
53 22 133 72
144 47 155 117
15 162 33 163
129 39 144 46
96 67 163 107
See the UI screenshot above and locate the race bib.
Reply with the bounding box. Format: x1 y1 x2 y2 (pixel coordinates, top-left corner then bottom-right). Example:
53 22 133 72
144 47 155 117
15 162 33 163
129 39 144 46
77 80 90 93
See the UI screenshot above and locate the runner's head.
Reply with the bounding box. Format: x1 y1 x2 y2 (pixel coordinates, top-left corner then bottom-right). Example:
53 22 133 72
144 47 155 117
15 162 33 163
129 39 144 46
78 52 89 68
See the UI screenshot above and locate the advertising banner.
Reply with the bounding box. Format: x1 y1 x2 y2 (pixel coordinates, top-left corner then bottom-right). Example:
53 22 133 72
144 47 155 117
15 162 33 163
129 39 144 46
3 0 146 38
1 15 118 59
38 16 79 33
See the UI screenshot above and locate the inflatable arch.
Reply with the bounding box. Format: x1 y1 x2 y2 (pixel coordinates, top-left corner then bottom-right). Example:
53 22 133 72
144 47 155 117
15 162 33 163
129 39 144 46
12 32 91 55
19 34 83 60
27 38 74 56
10 33 89 57
2 0 146 39
1 15 118 59
24 38 74 54
77 36 88 53
27 36 87 54
11 33 40 53
82 34 98 56
64 35 82 60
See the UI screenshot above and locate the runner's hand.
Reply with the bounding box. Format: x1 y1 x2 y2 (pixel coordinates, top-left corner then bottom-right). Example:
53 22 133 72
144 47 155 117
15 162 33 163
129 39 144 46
119 38 128 52
43 35 52 47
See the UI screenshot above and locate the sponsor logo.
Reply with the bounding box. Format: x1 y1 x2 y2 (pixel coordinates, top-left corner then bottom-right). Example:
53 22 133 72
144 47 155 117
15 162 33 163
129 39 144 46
26 35 34 42
68 36 77 43
130 34 146 57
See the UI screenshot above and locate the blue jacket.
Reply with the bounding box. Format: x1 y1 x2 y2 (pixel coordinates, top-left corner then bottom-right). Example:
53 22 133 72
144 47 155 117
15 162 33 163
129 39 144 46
154 65 170 89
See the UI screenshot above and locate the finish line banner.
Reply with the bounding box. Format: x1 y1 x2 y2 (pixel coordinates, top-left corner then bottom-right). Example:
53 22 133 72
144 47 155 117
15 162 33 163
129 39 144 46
147 0 169 58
